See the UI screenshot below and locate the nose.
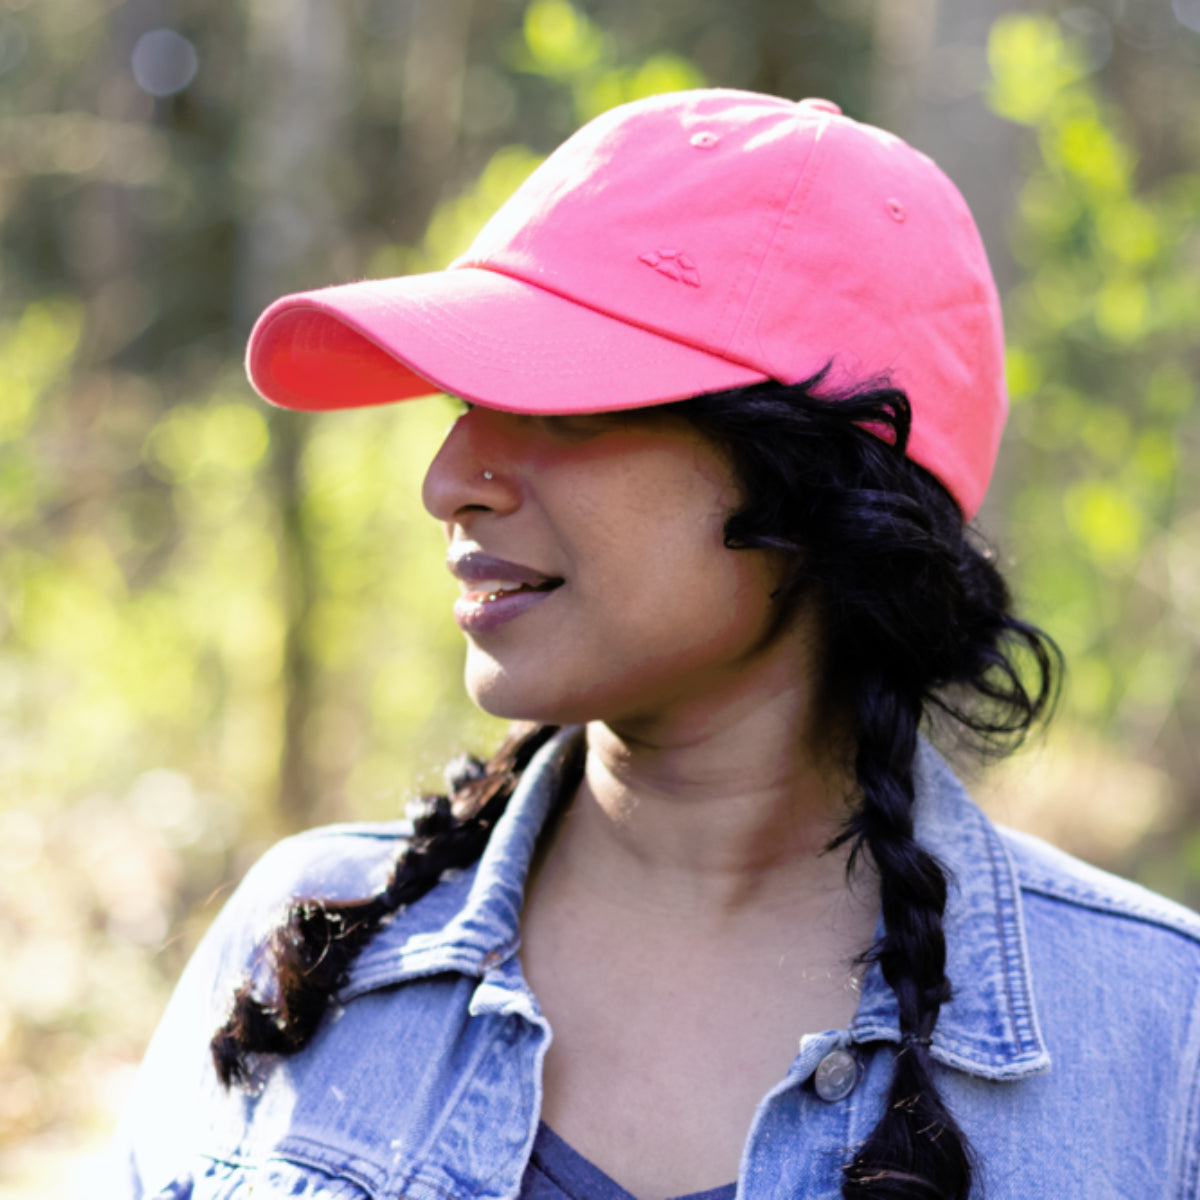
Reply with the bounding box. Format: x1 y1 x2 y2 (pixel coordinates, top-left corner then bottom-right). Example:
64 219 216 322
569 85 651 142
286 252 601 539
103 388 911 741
421 407 520 523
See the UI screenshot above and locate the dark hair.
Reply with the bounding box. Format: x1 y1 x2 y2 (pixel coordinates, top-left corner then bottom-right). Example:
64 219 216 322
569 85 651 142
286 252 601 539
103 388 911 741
212 376 1059 1200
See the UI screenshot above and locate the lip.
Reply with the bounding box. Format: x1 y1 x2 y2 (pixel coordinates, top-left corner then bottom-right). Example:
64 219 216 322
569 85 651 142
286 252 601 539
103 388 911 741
448 549 562 588
447 548 564 635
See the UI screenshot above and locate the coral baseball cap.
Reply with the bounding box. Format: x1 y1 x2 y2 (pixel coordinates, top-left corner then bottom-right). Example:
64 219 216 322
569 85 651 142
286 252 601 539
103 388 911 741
246 89 1006 518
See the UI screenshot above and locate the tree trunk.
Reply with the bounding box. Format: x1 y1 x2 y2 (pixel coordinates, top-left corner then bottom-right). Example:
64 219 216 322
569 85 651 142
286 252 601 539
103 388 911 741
234 0 353 827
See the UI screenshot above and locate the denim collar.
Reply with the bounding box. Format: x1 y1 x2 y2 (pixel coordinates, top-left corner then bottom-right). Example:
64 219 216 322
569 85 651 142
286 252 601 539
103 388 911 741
849 741 1050 1080
344 728 1049 1083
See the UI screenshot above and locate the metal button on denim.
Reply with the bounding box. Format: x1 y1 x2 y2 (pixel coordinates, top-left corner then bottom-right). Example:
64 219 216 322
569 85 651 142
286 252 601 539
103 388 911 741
813 1049 858 1102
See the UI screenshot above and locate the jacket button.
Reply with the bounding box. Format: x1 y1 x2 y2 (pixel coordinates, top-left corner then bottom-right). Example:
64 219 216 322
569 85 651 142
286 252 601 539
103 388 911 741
813 1049 859 1102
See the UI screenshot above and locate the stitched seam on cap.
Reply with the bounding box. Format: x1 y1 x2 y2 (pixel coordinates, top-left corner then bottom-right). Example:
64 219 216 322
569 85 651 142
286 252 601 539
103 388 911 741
706 140 803 356
721 116 828 362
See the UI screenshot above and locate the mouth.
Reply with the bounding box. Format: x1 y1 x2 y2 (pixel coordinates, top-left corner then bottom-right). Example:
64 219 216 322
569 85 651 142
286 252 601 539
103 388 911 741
448 549 564 632
460 578 564 604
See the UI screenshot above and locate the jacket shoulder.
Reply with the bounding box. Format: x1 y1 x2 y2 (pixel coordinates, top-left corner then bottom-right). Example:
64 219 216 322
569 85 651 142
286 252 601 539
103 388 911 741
998 823 1200 946
114 820 415 1196
158 818 415 1031
192 820 415 987
235 819 413 912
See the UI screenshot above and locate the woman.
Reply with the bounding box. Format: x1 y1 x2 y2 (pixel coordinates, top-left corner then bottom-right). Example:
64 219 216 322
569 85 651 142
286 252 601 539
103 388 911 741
119 91 1200 1200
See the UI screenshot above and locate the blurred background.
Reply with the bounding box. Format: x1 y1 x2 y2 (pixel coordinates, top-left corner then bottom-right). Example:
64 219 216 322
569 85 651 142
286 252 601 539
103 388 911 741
1 0 1199 1193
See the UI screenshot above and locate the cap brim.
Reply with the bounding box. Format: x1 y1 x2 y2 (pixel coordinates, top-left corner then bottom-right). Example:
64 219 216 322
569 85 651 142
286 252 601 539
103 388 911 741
246 266 767 416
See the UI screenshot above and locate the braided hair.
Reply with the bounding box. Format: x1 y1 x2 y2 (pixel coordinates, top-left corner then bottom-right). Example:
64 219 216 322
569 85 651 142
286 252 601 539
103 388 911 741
212 376 1059 1200
210 722 562 1084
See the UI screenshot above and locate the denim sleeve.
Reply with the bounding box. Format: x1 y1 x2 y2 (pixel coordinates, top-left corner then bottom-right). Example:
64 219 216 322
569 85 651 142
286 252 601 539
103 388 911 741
1181 972 1200 1200
112 865 266 1196
111 823 408 1198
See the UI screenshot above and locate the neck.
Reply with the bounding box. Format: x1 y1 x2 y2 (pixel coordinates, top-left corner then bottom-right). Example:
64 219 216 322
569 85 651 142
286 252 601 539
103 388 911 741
539 685 864 923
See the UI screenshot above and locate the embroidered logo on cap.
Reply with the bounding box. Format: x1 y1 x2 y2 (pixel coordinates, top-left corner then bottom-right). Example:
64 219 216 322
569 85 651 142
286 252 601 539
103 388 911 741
639 250 701 287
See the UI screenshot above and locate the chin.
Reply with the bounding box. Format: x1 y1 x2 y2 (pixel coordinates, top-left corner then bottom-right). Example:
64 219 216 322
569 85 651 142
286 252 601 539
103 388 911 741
464 654 599 727
468 681 584 726
464 653 551 723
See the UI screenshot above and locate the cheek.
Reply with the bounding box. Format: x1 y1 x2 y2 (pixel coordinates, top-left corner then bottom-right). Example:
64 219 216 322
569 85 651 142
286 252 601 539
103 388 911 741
591 532 779 668
572 460 763 644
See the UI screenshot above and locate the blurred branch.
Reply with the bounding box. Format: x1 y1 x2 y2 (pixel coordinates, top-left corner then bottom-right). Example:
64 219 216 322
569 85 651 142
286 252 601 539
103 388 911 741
0 114 168 185
400 0 474 221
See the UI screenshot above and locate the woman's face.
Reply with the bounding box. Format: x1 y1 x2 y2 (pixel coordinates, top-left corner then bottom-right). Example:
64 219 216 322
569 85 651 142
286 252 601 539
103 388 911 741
422 405 813 734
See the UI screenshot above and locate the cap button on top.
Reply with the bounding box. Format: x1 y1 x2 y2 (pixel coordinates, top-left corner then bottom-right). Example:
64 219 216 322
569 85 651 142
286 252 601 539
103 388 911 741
799 98 842 115
813 1048 859 1102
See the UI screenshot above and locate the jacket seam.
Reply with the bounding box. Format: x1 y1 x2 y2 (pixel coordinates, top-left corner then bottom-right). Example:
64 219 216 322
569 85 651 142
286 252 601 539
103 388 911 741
1016 884 1200 948
288 828 412 846
198 1147 379 1196
1179 971 1200 1200
985 822 1030 1054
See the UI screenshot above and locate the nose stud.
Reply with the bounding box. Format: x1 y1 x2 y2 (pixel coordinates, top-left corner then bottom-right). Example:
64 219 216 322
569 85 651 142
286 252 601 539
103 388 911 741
482 469 494 481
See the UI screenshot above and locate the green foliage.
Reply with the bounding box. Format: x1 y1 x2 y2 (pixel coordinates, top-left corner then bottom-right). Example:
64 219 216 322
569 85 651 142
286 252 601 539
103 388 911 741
988 14 1200 743
514 0 705 124
987 17 1087 127
522 0 609 79
371 145 548 277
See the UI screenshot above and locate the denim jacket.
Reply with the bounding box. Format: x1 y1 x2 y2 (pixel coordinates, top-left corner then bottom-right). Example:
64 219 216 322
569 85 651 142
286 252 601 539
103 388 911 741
118 730 1200 1199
